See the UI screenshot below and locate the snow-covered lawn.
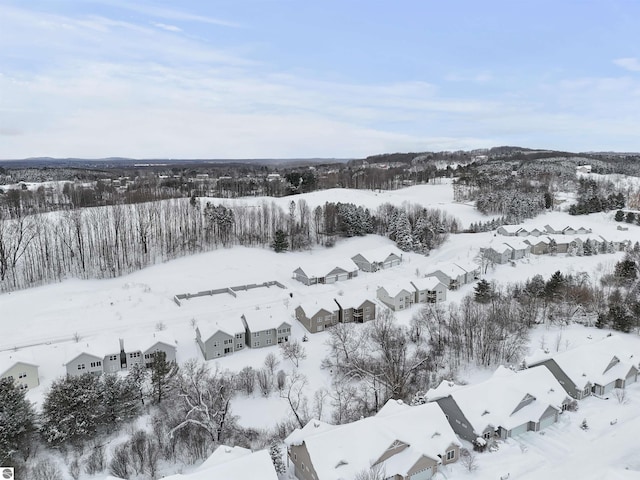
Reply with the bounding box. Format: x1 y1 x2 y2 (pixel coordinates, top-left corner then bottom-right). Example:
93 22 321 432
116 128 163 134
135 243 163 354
3 181 640 479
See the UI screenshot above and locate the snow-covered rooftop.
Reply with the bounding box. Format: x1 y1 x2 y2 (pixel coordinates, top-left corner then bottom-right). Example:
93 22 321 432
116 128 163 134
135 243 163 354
428 365 569 435
297 296 340 317
527 335 639 389
295 259 359 278
353 246 403 263
285 400 458 480
0 351 39 376
411 276 445 291
197 312 246 339
378 281 415 298
242 304 292 331
162 446 278 480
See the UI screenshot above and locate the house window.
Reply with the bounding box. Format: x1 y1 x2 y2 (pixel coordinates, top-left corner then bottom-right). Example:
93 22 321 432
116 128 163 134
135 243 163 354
267 339 272 345
483 431 491 439
90 362 101 368
78 364 85 370
213 342 219 347
109 355 118 361
236 333 242 339
255 342 260 347
446 450 455 460
236 343 243 349
18 372 27 379
266 329 273 334
294 453 297 460
253 332 260 337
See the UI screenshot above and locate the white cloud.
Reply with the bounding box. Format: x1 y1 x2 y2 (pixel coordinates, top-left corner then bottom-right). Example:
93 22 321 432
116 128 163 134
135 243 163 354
152 22 182 33
613 57 640 72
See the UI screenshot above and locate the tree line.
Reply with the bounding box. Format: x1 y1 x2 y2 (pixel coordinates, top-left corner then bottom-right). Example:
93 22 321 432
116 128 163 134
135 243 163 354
0 198 459 292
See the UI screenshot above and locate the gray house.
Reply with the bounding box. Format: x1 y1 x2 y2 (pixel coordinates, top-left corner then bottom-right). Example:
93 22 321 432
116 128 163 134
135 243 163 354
429 366 570 443
102 339 143 374
351 246 402 272
1 357 40 391
526 336 639 399
196 316 246 360
426 264 470 290
242 306 291 348
65 352 105 377
503 239 531 260
295 299 340 333
411 277 447 303
293 260 359 285
141 339 177 368
285 400 460 480
376 282 415 311
334 295 376 324
482 244 512 265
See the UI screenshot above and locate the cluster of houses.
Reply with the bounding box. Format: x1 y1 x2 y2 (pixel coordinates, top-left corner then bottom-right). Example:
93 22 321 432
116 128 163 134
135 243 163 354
293 247 403 286
285 335 639 480
295 294 377 333
496 224 593 237
64 333 177 378
196 305 292 360
0 333 178 392
482 223 628 265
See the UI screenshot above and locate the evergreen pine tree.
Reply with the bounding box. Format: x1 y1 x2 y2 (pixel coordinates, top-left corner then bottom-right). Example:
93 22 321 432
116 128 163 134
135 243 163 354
614 210 625 222
99 374 139 425
270 443 286 475
271 230 289 253
0 378 37 464
41 373 102 446
474 279 493 303
150 351 178 404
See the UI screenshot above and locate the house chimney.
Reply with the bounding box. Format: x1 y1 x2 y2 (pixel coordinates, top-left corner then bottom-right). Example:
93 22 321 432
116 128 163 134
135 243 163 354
119 338 125 352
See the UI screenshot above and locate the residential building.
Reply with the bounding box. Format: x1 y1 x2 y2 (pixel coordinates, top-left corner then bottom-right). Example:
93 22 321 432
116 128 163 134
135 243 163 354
285 399 460 480
196 315 246 360
293 260 359 285
162 445 278 480
351 246 403 272
242 305 291 348
295 299 340 333
526 336 639 399
65 352 105 377
429 366 571 443
334 294 376 324
377 282 415 311
0 355 39 391
411 277 447 303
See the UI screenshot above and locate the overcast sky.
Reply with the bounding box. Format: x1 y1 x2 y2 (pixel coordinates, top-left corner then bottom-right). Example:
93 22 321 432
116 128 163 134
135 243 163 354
1 0 639 159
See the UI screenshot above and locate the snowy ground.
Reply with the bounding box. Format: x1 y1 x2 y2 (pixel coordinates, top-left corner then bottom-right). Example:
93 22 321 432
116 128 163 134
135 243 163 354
3 180 640 479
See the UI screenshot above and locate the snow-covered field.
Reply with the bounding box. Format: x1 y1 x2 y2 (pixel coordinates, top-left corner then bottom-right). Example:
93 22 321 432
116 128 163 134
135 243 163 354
3 180 640 479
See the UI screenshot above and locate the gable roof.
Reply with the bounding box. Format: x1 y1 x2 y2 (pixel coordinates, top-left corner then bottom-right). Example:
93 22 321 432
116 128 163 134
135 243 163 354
0 352 39 377
353 246 403 264
428 366 567 435
162 446 278 480
334 292 375 310
528 335 640 389
411 277 446 291
295 259 359 279
197 313 246 340
379 281 415 298
285 400 458 480
297 297 340 318
243 304 291 331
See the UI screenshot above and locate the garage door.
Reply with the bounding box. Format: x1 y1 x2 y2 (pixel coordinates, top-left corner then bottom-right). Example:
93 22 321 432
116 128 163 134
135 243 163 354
539 413 556 431
410 467 433 480
509 423 529 437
